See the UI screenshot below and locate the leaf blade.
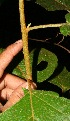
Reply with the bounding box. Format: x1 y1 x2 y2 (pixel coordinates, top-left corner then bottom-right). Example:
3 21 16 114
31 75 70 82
35 0 70 11
0 90 70 121
12 48 58 83
49 67 70 92
31 48 58 82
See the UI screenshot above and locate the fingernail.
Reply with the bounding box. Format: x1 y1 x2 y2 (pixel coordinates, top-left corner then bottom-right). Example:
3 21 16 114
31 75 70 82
15 40 22 44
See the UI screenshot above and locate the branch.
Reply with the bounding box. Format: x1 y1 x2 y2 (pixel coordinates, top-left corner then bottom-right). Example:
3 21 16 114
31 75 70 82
19 0 32 87
29 23 66 31
55 43 70 53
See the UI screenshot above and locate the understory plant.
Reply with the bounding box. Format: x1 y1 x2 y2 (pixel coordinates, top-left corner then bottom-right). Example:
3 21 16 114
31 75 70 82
0 0 70 120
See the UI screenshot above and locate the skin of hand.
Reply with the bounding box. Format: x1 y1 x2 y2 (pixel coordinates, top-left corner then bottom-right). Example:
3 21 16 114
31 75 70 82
0 40 36 112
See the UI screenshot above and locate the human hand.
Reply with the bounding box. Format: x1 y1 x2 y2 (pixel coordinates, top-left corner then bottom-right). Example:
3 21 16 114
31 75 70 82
0 40 36 112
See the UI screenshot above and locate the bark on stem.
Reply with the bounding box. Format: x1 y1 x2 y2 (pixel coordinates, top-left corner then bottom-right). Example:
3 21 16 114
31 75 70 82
19 0 32 88
29 23 66 31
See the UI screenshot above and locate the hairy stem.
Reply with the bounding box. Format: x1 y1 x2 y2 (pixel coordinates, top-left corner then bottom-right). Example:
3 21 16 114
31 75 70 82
19 1 34 119
19 0 32 89
29 23 66 31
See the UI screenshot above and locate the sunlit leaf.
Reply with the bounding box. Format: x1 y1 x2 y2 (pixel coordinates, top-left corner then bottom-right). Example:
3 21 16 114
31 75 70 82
12 59 26 79
12 48 58 82
49 67 70 92
60 24 70 36
0 90 70 121
65 13 70 23
35 0 70 11
1 47 69 92
32 48 58 82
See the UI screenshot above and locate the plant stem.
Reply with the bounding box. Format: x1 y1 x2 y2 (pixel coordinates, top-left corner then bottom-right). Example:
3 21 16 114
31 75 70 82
55 43 70 53
29 23 66 31
19 0 32 89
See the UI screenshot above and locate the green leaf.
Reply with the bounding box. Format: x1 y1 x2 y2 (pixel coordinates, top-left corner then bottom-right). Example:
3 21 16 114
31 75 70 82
35 0 70 11
32 48 58 82
12 60 26 79
12 48 58 82
49 67 70 92
65 13 70 23
0 90 70 121
57 0 70 11
60 24 70 36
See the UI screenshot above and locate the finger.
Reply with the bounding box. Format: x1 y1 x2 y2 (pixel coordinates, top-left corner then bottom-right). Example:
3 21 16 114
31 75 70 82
0 73 26 90
0 81 28 101
1 82 36 112
1 84 26 112
0 40 22 78
0 88 14 101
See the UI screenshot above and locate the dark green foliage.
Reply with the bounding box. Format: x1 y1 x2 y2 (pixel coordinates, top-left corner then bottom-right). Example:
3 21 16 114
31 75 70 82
35 0 70 11
0 0 70 120
49 67 70 92
12 48 58 82
0 90 70 121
